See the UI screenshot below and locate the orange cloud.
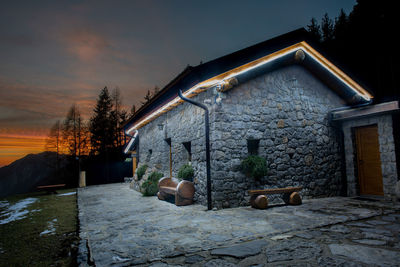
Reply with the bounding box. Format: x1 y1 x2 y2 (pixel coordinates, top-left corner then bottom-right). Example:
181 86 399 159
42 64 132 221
66 29 110 62
0 134 47 167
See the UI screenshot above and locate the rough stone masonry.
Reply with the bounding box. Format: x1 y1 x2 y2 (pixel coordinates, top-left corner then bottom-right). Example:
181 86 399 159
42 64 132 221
136 65 348 208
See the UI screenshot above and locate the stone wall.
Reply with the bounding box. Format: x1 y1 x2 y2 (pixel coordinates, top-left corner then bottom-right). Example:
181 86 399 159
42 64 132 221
342 114 398 200
136 65 347 208
136 89 217 204
210 65 345 208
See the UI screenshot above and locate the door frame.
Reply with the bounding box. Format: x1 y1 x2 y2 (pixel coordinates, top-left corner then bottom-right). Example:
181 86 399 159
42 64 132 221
354 124 384 196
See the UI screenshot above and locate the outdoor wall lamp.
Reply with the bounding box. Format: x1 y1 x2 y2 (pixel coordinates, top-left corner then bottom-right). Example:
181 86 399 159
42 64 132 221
215 92 222 105
158 123 164 130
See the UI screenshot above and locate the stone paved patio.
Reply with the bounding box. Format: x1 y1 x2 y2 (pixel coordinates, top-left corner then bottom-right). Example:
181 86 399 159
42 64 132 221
78 183 400 266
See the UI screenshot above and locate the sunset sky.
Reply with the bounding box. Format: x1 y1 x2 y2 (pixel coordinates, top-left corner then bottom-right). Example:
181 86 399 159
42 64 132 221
0 0 355 167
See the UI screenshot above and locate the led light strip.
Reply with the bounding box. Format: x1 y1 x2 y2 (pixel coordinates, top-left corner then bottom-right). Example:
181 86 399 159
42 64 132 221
126 42 372 134
299 42 372 101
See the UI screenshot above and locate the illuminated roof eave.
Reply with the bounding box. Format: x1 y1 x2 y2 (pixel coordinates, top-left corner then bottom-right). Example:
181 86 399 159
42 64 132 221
123 131 138 154
126 41 373 134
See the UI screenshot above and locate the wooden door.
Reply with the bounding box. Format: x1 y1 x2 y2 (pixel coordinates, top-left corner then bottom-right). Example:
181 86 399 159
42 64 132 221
355 125 384 195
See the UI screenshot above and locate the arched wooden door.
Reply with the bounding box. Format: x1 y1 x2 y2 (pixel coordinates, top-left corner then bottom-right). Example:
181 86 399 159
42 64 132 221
355 125 384 196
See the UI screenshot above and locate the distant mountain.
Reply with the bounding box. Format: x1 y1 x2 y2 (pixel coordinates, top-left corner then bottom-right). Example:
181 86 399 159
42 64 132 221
0 152 71 198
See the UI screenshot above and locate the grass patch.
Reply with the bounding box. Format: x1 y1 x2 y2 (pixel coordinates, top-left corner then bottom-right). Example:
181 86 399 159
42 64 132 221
0 189 79 266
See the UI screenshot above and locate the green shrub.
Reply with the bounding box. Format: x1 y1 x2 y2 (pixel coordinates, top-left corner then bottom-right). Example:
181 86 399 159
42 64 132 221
240 155 268 180
141 171 163 196
136 164 148 180
141 179 158 196
178 164 194 181
148 171 163 183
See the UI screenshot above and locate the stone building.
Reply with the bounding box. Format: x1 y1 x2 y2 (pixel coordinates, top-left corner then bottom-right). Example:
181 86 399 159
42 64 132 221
124 29 399 208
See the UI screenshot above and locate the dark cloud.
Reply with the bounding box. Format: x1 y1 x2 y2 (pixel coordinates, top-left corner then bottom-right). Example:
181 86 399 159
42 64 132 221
0 0 356 165
0 34 36 46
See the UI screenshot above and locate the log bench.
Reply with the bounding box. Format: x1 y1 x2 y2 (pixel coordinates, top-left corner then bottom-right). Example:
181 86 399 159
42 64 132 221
157 177 195 206
249 186 302 209
37 184 66 194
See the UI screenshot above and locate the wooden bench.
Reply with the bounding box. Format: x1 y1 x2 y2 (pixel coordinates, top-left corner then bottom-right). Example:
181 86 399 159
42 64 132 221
157 177 195 206
37 184 66 194
249 186 303 209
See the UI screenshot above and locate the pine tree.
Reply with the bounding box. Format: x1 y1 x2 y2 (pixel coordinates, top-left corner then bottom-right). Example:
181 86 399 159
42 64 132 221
321 13 334 43
307 18 322 42
153 86 160 95
334 9 348 41
130 104 136 116
89 87 115 155
141 90 152 105
111 87 128 148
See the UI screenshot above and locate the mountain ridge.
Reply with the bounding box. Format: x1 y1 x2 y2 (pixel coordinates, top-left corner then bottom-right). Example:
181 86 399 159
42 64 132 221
0 152 71 198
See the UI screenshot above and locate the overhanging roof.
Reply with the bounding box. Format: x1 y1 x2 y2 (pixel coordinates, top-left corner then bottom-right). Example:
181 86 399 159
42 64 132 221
124 28 373 134
331 101 399 121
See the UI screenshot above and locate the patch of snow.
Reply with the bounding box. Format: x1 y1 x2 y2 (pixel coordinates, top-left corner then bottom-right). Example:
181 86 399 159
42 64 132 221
57 192 76 197
0 200 8 209
39 229 54 236
30 209 41 213
40 219 57 236
0 198 38 225
112 255 129 262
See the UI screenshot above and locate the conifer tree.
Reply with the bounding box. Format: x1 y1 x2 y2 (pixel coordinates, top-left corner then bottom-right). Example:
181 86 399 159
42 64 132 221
89 87 115 155
141 90 152 105
333 9 348 41
307 18 321 42
321 13 334 43
130 104 136 116
111 87 128 148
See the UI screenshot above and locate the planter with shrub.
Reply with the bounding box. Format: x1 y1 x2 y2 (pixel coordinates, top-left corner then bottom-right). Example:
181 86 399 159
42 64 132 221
140 171 163 196
136 164 148 181
178 164 194 182
240 155 268 180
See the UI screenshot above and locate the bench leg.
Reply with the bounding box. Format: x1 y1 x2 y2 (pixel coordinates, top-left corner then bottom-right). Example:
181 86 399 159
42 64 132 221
250 195 268 209
157 191 168 200
175 193 193 206
289 192 302 205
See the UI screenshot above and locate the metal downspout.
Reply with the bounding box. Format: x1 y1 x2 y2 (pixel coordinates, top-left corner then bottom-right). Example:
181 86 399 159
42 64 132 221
178 89 212 210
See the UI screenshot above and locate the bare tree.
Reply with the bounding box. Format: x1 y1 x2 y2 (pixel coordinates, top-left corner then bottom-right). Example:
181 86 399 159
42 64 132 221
45 120 63 175
63 104 89 158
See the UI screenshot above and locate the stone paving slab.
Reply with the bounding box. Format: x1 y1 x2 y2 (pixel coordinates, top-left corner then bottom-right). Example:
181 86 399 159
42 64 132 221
78 183 400 266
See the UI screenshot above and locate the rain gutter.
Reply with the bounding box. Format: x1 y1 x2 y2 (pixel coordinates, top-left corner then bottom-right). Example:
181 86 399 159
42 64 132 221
178 89 212 210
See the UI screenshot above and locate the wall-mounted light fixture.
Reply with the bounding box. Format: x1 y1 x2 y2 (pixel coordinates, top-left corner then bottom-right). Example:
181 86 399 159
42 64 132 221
215 92 222 105
158 123 164 130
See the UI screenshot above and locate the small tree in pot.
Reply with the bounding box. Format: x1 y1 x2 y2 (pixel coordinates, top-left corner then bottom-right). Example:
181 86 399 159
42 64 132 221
240 155 268 180
178 164 194 182
136 164 148 181
141 171 163 196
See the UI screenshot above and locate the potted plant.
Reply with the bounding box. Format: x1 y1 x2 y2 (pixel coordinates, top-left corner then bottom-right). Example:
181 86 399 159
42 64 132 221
178 163 194 182
141 171 163 196
240 155 268 180
136 164 148 181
